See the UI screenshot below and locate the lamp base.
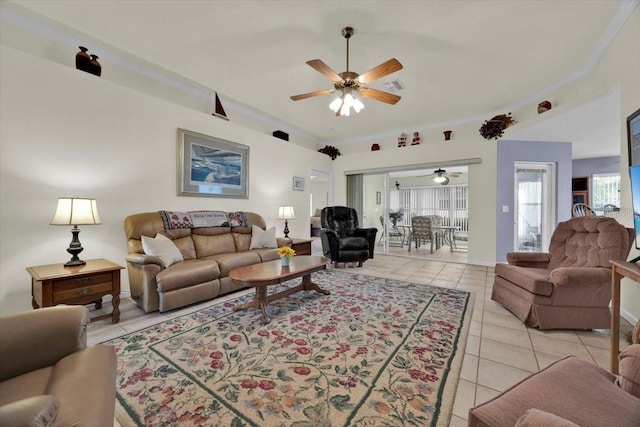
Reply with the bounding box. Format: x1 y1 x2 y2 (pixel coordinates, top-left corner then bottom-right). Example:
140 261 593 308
283 219 290 238
64 226 86 267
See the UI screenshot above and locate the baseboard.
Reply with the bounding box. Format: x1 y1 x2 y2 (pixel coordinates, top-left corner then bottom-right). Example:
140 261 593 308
621 307 639 327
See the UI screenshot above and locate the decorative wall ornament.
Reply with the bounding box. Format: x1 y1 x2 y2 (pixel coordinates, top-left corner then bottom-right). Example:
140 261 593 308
411 132 421 145
88 55 101 76
371 143 380 151
537 100 552 114
318 145 341 160
397 132 408 147
443 130 453 141
75 46 91 72
479 113 516 140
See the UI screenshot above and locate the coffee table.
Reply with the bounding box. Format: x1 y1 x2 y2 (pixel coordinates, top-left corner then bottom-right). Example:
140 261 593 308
229 255 330 324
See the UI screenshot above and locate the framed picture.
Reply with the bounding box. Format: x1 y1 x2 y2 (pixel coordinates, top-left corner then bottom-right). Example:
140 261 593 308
376 191 382 205
627 108 640 167
293 176 305 191
177 128 249 198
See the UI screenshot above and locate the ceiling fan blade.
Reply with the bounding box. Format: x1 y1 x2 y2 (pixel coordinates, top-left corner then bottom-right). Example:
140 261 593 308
306 59 343 83
359 87 401 105
290 89 335 101
357 58 403 85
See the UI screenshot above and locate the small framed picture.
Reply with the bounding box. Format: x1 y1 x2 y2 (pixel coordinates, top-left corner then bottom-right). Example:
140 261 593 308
293 176 305 191
376 191 382 205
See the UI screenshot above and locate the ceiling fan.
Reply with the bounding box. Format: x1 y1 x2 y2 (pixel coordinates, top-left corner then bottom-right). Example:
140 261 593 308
290 26 403 116
419 168 462 185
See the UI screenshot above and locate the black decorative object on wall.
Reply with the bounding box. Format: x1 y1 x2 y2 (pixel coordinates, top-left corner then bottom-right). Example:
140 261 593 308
75 46 91 72
88 55 102 76
318 145 341 160
479 113 515 140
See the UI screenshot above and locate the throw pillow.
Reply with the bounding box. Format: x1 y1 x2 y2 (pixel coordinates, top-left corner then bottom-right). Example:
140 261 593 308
227 211 248 227
249 225 277 249
141 234 184 267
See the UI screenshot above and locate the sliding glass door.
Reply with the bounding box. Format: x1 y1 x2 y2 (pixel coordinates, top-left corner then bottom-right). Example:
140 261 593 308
514 162 555 252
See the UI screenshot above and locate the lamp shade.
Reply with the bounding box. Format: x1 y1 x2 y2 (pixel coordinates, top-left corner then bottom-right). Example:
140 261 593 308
277 206 295 220
50 198 101 225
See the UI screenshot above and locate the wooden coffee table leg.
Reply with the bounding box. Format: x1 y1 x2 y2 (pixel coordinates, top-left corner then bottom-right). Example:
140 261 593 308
256 286 271 324
301 273 331 295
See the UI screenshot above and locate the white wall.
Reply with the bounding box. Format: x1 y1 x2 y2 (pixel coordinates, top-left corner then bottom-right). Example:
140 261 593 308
0 45 332 315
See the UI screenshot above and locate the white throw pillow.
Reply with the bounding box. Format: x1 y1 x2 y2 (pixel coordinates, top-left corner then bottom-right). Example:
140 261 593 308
141 234 184 267
249 225 278 249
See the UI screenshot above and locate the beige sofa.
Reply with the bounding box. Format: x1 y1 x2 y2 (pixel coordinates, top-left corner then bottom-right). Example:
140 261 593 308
124 211 289 313
0 305 116 427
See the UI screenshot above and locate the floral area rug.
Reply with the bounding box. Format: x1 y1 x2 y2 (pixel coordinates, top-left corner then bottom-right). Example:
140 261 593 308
107 269 472 427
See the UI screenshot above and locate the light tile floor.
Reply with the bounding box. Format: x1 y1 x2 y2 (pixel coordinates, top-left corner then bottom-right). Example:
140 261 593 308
87 252 633 426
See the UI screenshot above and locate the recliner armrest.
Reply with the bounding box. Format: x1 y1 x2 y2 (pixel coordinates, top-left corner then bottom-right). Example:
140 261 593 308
550 267 611 287
354 227 377 239
126 253 164 267
506 252 550 268
0 306 89 381
0 395 59 427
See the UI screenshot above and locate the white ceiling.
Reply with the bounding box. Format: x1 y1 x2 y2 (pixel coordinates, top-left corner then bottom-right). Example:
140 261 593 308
11 0 634 158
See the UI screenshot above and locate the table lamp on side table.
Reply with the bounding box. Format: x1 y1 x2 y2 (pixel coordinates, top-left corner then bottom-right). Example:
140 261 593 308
50 197 101 267
277 206 295 238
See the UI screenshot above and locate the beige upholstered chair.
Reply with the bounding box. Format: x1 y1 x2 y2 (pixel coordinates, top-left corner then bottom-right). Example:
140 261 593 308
0 306 117 427
378 215 404 246
492 216 633 330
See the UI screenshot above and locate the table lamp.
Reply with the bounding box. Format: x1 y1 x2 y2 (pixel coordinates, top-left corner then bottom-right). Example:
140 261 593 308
50 197 101 267
277 206 295 238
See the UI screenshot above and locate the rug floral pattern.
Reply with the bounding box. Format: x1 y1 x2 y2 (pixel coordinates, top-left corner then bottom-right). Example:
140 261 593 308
108 270 471 427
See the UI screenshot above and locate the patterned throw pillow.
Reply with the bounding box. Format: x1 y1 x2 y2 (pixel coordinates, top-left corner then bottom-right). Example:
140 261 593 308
227 211 248 227
159 211 193 230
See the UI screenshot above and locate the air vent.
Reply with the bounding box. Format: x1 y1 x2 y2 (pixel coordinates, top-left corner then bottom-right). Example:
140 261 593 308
384 80 405 92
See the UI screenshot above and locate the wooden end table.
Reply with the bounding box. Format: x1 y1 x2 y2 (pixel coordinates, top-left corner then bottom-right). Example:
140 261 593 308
26 258 124 323
229 255 330 324
288 238 313 255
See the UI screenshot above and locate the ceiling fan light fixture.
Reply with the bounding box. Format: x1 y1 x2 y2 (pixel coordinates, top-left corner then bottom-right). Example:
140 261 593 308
329 96 342 112
433 175 447 183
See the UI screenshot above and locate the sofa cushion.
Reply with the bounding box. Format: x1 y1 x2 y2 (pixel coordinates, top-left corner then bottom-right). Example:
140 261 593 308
468 356 640 427
156 259 220 292
207 252 262 278
193 233 236 258
0 367 52 406
250 225 277 249
141 234 183 267
494 264 553 296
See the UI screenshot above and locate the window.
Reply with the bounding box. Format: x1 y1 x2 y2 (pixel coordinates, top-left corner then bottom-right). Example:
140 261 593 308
591 173 620 211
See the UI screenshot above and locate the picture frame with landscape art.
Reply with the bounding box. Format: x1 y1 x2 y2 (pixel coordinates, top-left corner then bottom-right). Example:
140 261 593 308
178 128 249 198
627 108 640 167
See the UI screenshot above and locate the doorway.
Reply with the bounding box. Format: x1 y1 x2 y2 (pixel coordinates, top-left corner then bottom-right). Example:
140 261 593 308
514 162 555 252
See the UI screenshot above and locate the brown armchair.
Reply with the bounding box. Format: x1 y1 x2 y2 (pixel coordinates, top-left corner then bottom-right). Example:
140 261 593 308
492 217 633 329
0 306 117 426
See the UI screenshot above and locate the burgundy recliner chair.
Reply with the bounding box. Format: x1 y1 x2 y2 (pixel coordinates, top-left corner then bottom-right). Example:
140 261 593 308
492 216 633 329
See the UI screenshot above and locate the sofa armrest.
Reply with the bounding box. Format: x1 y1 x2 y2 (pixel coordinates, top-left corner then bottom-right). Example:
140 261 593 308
550 267 611 287
354 227 378 258
276 237 290 248
506 252 550 268
0 396 59 427
126 252 164 267
515 408 580 427
617 344 640 398
0 306 89 381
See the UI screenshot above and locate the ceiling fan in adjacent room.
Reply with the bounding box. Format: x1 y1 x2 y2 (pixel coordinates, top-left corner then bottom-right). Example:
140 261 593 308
419 168 462 185
290 26 403 117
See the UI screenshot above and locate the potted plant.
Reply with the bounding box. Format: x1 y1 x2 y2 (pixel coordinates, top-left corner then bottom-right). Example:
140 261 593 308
388 209 405 228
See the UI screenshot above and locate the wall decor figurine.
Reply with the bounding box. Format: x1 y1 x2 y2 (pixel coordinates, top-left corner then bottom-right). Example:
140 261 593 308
75 46 91 72
537 100 552 114
397 132 408 147
411 132 421 145
318 145 341 160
